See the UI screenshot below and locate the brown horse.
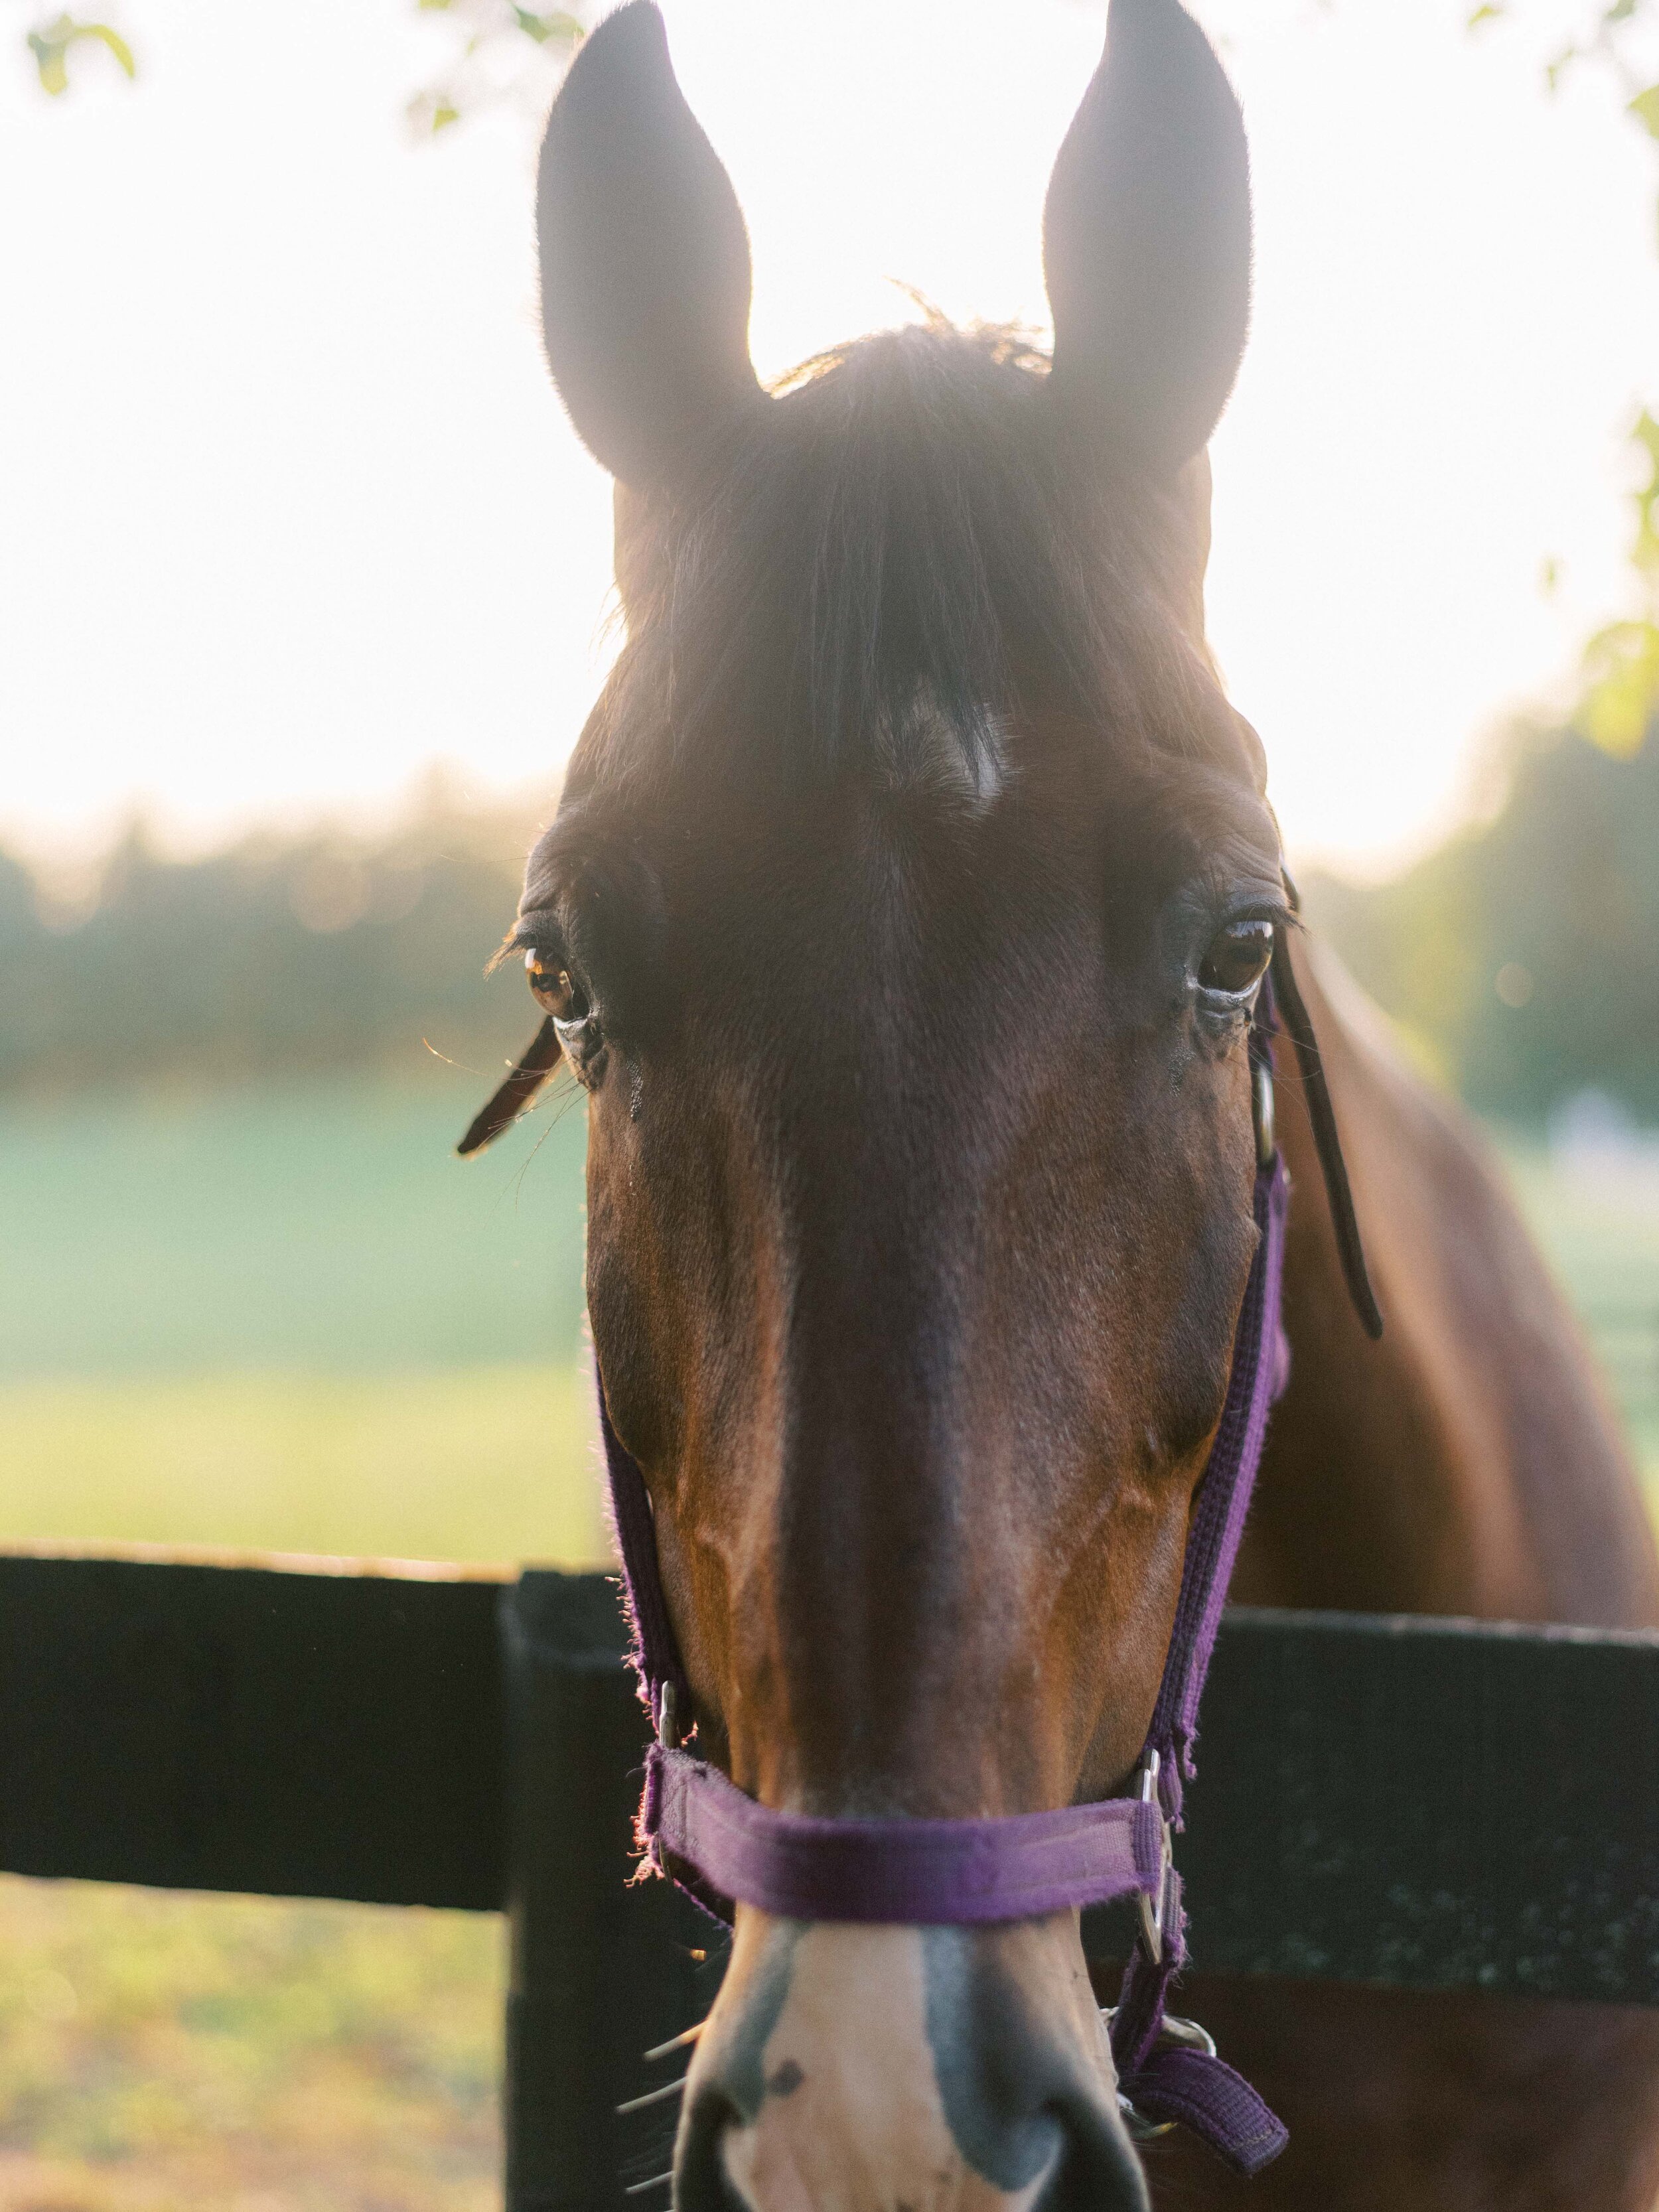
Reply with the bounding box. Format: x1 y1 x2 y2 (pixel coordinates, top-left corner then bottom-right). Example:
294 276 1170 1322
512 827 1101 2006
495 1 1659 2202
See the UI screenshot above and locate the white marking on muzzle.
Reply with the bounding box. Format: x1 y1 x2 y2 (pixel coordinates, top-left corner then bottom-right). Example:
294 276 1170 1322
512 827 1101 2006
717 1924 1058 2212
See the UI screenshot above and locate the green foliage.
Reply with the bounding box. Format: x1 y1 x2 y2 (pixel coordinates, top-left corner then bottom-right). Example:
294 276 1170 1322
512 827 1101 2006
508 7 585 48
403 0 583 136
26 11 132 95
1518 0 1659 101
1565 412 1659 756
16 1 584 131
1305 720 1659 1122
1578 618 1659 755
1631 408 1659 571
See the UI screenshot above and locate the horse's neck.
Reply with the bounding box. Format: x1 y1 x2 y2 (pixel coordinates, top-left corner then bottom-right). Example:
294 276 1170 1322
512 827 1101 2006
1233 938 1659 1631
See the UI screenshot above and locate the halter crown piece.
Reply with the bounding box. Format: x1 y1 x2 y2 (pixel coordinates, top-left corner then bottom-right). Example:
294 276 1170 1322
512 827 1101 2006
597 1006 1293 2178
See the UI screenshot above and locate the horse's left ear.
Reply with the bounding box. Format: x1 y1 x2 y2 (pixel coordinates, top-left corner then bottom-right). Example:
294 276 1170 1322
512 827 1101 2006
1043 0 1252 472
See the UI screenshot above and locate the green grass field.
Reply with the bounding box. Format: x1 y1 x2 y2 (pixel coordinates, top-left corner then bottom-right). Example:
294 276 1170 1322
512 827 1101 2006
1493 1138 1659 1481
0 1882 499 2212
0 1068 607 1568
0 1074 590 1380
0 1077 1656 2207
0 1367 605 1566
0 1079 1651 1565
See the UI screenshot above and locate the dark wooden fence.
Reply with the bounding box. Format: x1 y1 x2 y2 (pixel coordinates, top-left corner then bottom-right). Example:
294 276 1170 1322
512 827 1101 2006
3 1552 1658 2207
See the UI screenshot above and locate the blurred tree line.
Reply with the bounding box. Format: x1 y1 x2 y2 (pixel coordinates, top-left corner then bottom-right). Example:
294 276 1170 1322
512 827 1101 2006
0 794 540 1094
3 723 1656 1124
1304 717 1659 1123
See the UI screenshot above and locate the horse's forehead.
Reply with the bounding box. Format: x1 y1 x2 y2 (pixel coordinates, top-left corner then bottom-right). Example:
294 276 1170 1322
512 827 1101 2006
536 732 1277 978
661 780 1098 961
549 738 1096 898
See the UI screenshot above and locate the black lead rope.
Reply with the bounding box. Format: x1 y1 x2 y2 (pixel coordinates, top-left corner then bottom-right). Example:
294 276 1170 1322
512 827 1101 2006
1271 881 1384 1342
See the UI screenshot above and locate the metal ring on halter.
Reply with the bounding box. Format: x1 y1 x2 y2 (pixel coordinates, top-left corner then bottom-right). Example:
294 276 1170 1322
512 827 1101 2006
1102 2010 1220 2141
1102 2000 1175 2142
1252 1050 1275 1169
1135 1750 1174 1965
1157 2012 1218 2059
1102 2007 1220 2060
656 1681 678 1749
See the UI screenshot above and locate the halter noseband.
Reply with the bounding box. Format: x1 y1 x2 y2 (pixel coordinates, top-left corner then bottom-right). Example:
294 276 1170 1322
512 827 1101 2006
599 1003 1294 2178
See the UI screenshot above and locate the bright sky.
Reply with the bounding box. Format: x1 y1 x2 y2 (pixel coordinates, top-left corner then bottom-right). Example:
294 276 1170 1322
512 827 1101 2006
4 0 1658 877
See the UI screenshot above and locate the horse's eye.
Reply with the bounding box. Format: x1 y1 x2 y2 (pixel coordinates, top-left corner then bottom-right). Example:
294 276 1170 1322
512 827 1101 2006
526 950 591 1024
1198 918 1273 999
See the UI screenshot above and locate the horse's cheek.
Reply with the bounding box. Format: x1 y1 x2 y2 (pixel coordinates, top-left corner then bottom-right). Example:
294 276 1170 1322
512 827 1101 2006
583 1150 678 1476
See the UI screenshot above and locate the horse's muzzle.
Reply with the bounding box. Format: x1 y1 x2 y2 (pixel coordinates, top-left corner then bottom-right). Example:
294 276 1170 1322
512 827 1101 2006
671 1911 1151 2212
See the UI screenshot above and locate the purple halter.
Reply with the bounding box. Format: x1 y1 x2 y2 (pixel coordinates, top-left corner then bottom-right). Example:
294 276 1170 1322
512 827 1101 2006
597 1017 1291 2178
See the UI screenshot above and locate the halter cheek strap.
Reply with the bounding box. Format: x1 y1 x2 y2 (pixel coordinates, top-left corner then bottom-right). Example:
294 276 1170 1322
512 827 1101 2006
596 1014 1291 2179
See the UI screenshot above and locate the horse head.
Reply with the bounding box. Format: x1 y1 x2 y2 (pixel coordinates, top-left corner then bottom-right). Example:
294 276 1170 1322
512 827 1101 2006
512 3 1278 2201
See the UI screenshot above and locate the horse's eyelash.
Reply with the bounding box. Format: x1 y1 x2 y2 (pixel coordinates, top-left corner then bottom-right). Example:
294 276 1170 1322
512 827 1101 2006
513 925 565 957
1233 898 1295 932
488 926 561 975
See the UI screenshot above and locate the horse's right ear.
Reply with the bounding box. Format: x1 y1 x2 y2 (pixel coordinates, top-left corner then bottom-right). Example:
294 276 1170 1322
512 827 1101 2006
1043 0 1252 472
536 2 761 486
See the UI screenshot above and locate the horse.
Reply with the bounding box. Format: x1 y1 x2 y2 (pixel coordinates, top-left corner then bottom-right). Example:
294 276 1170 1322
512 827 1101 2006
472 1 1659 2201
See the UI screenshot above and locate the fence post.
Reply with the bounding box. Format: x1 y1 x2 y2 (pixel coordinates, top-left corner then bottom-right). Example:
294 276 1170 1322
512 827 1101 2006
500 1570 729 2212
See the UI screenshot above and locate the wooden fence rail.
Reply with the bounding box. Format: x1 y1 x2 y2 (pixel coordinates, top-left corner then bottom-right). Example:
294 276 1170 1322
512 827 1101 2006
1 1554 1656 2207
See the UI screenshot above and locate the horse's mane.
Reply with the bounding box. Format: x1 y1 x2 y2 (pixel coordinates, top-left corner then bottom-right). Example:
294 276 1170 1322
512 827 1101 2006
571 320 1214 805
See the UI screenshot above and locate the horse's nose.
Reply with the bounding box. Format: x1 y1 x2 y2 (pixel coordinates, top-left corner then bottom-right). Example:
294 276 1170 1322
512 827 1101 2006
673 1913 1150 2212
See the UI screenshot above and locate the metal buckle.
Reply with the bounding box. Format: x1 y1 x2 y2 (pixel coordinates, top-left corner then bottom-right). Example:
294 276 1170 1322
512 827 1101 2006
1252 1050 1276 1169
656 1681 678 1750
1135 1750 1174 1965
1102 2008 1219 2142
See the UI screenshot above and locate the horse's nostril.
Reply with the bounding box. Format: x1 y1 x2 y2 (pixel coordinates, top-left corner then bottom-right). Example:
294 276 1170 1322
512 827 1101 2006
1034 2096 1153 2212
672 2084 746 2212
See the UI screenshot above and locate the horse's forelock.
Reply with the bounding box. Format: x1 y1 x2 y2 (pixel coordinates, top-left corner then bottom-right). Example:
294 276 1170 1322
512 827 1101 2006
570 320 1231 812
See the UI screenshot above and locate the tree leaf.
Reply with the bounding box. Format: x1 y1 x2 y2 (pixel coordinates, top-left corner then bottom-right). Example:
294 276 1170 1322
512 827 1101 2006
1467 5 1504 27
27 31 68 94
26 13 134 96
406 87 463 134
80 21 134 76
510 8 583 45
1578 619 1659 757
1630 84 1659 137
1627 408 1659 574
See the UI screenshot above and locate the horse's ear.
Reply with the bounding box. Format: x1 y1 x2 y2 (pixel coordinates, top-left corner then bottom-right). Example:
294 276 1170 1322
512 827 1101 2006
1043 0 1252 472
536 2 760 486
